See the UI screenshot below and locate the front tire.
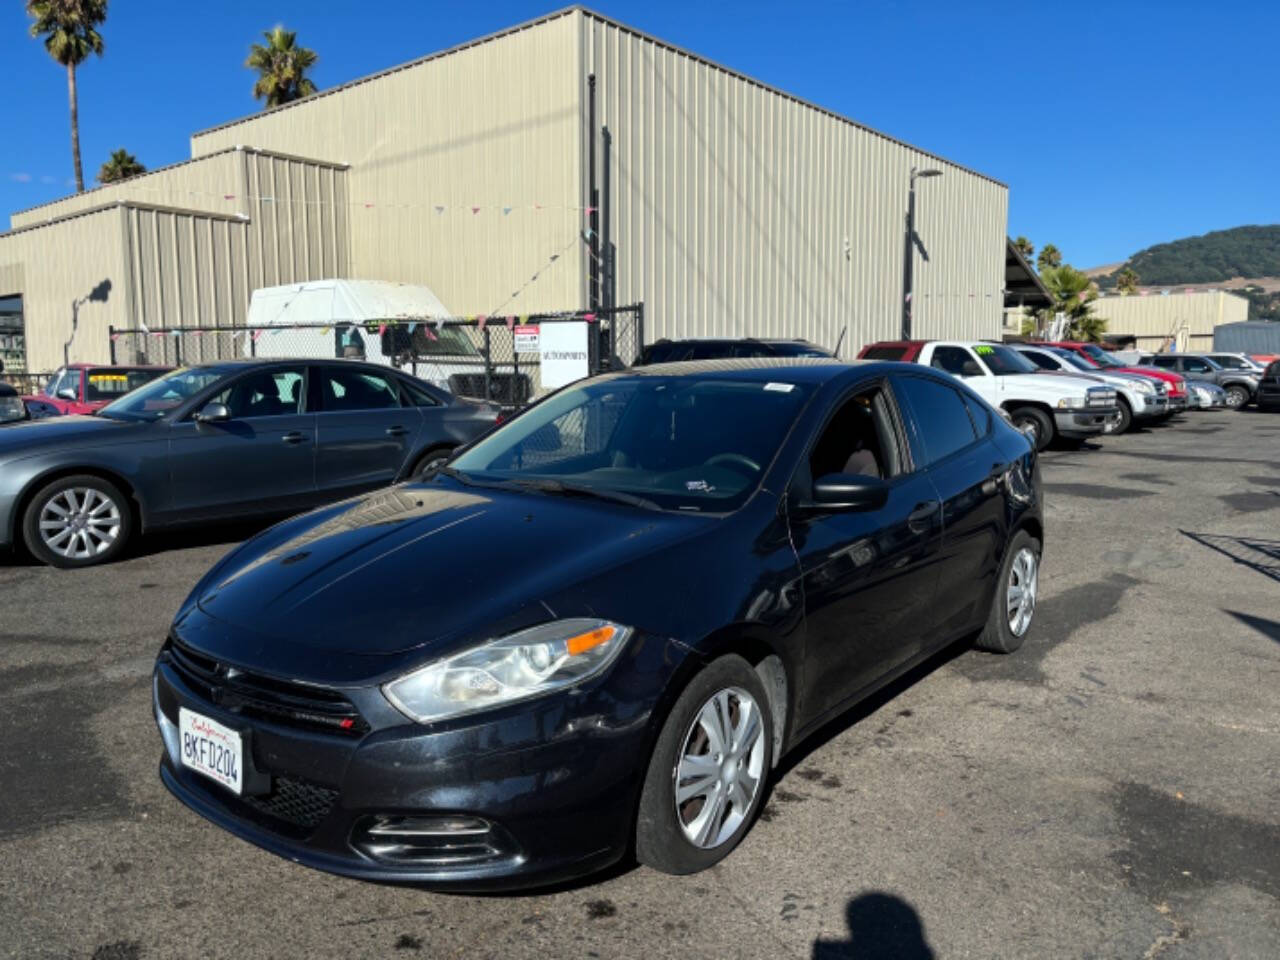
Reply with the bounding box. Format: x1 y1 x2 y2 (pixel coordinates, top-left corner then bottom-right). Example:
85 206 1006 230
1223 384 1250 409
1113 396 1133 434
975 529 1041 654
636 654 774 875
22 474 133 569
409 446 454 479
1008 406 1053 451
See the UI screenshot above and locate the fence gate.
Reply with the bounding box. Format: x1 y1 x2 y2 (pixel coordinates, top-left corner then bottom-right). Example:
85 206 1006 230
108 303 644 408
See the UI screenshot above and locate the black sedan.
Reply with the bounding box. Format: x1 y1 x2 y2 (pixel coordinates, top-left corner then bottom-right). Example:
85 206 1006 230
153 358 1042 889
0 359 499 567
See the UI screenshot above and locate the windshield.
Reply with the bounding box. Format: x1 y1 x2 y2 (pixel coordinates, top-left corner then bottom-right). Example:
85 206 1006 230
1048 348 1096 372
768 342 833 358
98 366 231 421
973 343 1038 374
85 368 166 403
448 375 812 512
1078 344 1125 368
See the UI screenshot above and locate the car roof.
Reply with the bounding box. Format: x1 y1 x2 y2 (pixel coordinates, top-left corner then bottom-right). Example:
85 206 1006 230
605 357 891 385
66 362 171 370
649 337 818 345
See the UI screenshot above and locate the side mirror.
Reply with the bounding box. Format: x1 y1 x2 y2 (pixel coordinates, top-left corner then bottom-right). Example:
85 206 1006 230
799 473 890 513
57 387 78 402
194 401 231 424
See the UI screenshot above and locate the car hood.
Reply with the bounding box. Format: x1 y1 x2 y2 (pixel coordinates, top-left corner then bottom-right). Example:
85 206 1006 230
0 414 146 457
192 479 711 657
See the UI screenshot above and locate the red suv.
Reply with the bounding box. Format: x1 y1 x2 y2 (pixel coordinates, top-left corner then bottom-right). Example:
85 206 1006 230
24 363 172 416
1032 342 1188 413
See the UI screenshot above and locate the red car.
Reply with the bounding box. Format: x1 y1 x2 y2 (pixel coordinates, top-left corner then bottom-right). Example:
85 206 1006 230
1031 341 1189 413
24 363 173 416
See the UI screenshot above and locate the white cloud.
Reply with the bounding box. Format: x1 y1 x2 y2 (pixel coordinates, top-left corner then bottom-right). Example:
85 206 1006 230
9 173 32 183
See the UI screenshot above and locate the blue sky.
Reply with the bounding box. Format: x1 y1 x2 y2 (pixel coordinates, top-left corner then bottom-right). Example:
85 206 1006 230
4 0 1277 269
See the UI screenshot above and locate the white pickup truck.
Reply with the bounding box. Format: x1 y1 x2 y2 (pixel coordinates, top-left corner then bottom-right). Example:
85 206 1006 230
858 339 1119 449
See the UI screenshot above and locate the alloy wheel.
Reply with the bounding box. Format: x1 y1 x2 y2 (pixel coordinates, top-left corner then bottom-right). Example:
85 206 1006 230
674 687 766 849
1225 386 1248 409
1006 546 1038 637
38 487 122 561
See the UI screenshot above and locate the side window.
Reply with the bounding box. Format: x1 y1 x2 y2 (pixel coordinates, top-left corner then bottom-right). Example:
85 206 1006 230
1184 358 1210 373
319 367 403 412
44 368 70 398
893 376 979 466
961 392 992 436
930 346 982 378
211 367 306 419
1153 356 1176 368
800 386 901 495
399 378 441 407
1021 350 1058 371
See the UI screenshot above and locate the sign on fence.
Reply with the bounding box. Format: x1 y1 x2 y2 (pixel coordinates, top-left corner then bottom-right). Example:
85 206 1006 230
513 324 540 352
540 321 590 388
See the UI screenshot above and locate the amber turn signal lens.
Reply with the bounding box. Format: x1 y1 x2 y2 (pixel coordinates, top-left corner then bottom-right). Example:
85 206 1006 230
566 625 616 656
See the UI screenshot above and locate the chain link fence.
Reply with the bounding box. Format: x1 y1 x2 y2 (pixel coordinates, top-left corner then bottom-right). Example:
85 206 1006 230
108 303 644 407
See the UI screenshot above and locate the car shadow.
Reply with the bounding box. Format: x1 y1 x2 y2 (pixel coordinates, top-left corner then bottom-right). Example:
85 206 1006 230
773 636 971 783
813 892 935 959
127 517 282 560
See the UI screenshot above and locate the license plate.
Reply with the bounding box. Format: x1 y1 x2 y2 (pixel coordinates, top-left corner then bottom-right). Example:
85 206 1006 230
179 707 244 796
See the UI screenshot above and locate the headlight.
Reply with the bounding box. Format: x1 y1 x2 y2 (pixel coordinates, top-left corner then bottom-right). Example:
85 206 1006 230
1132 380 1155 395
1056 396 1088 409
0 397 25 423
383 618 632 723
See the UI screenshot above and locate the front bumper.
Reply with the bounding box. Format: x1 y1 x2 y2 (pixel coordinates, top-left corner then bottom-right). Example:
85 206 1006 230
152 636 676 890
1054 405 1118 438
1167 395 1188 412
1131 394 1168 419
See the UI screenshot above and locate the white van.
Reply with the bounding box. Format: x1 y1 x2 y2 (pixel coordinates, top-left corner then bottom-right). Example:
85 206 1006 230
247 279 530 404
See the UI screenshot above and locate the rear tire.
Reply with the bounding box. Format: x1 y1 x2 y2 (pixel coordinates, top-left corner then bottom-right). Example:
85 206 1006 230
975 529 1041 654
1008 406 1053 451
22 474 133 569
636 655 774 875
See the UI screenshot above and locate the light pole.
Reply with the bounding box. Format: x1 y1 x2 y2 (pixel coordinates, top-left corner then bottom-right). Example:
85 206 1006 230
901 166 942 340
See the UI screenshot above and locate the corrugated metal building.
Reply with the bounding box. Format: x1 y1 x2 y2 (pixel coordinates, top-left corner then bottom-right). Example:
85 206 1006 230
1 6 1007 374
1089 290 1249 350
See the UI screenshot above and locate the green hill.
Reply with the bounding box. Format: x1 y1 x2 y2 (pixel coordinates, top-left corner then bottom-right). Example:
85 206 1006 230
1095 225 1280 319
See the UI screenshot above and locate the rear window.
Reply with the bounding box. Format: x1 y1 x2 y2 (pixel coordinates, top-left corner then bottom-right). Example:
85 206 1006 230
861 346 908 361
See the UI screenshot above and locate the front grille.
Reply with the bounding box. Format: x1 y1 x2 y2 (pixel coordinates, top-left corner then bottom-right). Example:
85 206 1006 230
242 776 338 832
166 638 368 736
1086 387 1116 407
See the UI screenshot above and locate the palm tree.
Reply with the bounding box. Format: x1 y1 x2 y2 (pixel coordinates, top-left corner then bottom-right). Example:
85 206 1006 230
1115 267 1140 295
1013 235 1035 262
1040 264 1107 342
1036 243 1062 272
246 26 318 109
26 0 107 194
96 148 145 184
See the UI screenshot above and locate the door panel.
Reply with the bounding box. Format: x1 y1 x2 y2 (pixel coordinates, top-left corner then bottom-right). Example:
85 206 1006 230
313 365 423 497
166 367 316 520
792 472 943 725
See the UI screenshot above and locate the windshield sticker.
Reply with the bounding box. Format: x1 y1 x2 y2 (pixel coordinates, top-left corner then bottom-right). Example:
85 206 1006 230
686 480 716 493
763 382 795 392
973 345 995 355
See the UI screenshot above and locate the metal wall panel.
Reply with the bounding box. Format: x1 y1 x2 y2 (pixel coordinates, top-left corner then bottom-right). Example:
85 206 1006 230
0 206 128 371
10 150 244 229
191 12 585 318
1088 291 1250 346
583 13 1008 354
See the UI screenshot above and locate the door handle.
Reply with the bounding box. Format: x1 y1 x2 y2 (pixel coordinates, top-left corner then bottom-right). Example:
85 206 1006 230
907 500 940 532
281 431 308 445
385 425 410 437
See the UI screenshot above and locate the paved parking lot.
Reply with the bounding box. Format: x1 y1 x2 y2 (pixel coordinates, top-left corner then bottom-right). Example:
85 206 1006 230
1 409 1277 959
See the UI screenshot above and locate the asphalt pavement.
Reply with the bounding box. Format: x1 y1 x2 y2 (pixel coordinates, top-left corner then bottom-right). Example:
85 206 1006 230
1 408 1277 959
